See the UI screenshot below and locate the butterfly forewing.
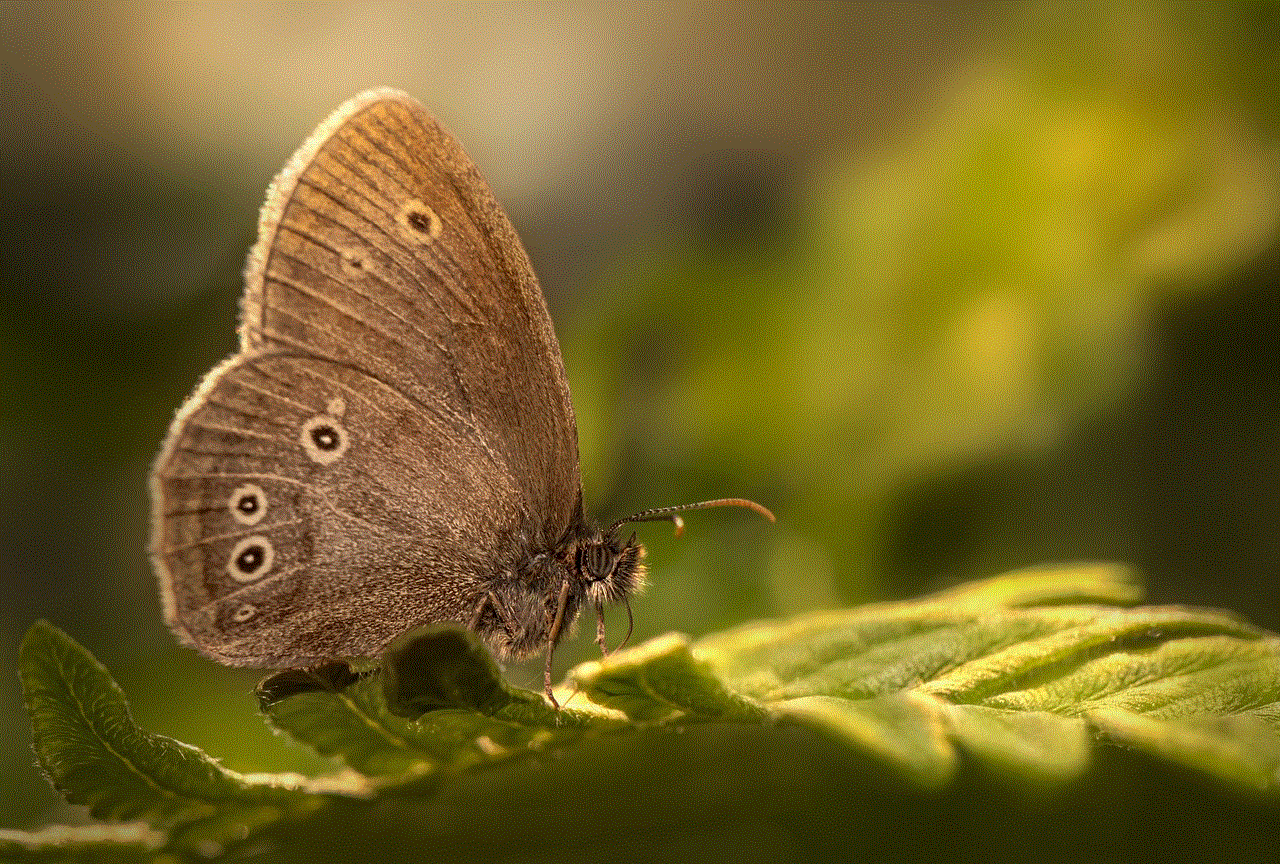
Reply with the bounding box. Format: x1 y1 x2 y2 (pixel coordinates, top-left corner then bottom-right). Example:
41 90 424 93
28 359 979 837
152 90 582 666
244 91 579 521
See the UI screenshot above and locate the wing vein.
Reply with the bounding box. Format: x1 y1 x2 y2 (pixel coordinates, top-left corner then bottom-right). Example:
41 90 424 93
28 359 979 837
162 506 223 518
164 518 304 554
199 395 295 430
183 419 295 445
241 355 391 422
229 369 320 414
291 175 447 315
271 236 454 359
354 113 486 321
277 197 451 328
263 268 441 373
250 357 395 421
163 472 309 486
195 563 311 613
254 312 478 436
315 142 485 324
175 445 289 460
390 104 510 306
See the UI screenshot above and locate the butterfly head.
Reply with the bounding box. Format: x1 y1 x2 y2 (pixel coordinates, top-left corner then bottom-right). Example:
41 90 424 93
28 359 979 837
574 529 647 606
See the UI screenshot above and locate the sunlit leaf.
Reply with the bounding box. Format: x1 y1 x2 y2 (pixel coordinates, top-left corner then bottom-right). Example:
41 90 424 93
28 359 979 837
12 566 1278 862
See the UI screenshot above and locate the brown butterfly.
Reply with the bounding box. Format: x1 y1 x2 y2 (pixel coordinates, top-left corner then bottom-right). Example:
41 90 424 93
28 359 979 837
150 89 771 706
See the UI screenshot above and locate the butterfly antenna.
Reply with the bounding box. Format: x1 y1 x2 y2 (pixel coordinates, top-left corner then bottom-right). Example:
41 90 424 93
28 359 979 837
607 498 775 537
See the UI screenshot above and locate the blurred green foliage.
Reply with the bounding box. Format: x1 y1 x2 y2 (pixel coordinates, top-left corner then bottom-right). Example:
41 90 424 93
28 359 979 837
566 4 1278 623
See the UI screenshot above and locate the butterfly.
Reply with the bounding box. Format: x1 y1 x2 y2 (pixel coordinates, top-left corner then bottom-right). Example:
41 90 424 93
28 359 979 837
150 89 771 706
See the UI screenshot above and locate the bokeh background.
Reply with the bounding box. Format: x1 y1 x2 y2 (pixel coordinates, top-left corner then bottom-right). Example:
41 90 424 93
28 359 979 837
2 1 1277 833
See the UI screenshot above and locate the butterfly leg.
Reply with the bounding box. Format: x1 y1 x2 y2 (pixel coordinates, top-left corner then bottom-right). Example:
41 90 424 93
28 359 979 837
468 590 521 642
543 645 559 710
542 579 573 710
594 601 609 656
467 594 491 632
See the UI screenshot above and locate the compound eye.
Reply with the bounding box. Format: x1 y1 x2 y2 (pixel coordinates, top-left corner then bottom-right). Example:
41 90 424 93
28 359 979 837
585 543 614 580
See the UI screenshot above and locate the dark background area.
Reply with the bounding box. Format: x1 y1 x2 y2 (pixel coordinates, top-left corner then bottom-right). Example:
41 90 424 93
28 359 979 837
2 1 1277 836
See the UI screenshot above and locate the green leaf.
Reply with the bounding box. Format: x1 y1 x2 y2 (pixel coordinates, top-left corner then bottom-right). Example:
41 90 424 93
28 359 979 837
942 704 1090 785
571 564 1279 790
14 566 1279 862
772 692 957 786
16 621 324 855
262 564 1277 795
0 825 164 864
254 661 361 709
1090 709 1280 793
569 633 768 722
259 673 431 779
21 621 240 822
262 627 622 780
382 625 549 719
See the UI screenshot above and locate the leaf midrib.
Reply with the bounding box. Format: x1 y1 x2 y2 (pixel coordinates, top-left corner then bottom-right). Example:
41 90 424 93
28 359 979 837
50 641 213 812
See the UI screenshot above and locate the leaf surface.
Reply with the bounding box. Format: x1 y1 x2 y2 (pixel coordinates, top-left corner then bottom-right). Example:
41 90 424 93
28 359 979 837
11 566 1279 862
16 622 326 854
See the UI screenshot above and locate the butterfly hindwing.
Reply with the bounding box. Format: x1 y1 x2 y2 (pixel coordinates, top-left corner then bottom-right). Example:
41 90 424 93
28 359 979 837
154 347 527 664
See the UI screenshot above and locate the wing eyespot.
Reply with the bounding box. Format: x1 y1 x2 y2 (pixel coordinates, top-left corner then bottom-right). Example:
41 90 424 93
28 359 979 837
397 200 443 242
339 247 367 276
301 414 349 464
228 535 274 583
228 483 268 526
